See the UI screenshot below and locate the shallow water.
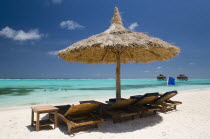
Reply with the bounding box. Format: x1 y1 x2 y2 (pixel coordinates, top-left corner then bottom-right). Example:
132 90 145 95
0 79 209 107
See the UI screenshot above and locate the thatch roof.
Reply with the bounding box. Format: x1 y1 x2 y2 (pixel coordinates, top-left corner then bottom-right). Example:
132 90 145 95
177 74 188 77
58 7 180 64
157 74 166 77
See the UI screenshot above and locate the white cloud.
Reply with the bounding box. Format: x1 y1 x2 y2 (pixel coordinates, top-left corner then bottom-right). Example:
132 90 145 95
128 22 138 31
52 0 62 4
47 51 58 56
189 62 195 65
60 20 84 30
0 26 43 41
156 66 162 69
144 70 150 73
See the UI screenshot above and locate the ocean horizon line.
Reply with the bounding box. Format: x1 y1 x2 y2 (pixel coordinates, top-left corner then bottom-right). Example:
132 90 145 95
0 78 152 80
0 78 210 80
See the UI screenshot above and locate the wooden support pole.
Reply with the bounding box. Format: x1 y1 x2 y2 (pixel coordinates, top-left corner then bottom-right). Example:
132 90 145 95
116 51 121 102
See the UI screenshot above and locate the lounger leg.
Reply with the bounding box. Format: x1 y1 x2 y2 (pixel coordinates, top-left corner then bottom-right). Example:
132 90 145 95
31 110 34 126
162 104 167 113
153 111 157 115
132 115 135 120
174 105 177 110
48 113 51 120
140 111 144 118
113 120 116 124
112 116 118 123
67 124 73 134
113 117 117 124
99 107 103 117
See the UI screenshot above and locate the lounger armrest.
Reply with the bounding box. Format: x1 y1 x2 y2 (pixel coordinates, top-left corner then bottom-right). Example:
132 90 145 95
152 101 171 107
57 113 75 127
166 100 182 104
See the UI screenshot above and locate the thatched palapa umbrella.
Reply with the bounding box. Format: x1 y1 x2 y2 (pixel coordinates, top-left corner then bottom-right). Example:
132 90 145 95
58 7 180 101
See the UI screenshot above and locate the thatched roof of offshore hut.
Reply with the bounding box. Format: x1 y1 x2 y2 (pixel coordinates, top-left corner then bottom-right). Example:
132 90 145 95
177 74 188 78
157 74 167 80
157 74 166 78
58 7 180 64
177 74 188 81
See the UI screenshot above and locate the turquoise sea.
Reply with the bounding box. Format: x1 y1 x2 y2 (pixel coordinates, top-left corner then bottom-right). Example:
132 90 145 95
0 79 210 107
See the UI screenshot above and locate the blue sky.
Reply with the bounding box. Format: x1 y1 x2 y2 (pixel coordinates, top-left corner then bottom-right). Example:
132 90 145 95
0 0 210 79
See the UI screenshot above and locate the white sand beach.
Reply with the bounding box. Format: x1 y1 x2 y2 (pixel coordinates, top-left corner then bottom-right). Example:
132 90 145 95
0 88 210 139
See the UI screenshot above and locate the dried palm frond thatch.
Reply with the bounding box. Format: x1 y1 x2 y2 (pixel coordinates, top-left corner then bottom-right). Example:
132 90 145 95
58 7 180 101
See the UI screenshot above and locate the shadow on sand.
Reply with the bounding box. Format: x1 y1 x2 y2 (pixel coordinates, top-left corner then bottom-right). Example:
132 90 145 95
26 115 55 132
27 113 163 136
57 114 163 136
26 125 53 132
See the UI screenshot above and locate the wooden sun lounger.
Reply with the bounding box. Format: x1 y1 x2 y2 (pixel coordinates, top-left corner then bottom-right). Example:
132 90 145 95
152 90 182 113
56 103 104 134
102 99 138 123
130 93 161 117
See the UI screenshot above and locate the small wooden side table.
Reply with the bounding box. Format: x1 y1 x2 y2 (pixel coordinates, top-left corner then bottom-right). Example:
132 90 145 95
31 105 58 131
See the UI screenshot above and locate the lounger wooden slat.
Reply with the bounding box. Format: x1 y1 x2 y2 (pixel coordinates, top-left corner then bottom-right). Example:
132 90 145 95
130 93 161 117
152 90 182 113
102 99 138 123
56 103 104 134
